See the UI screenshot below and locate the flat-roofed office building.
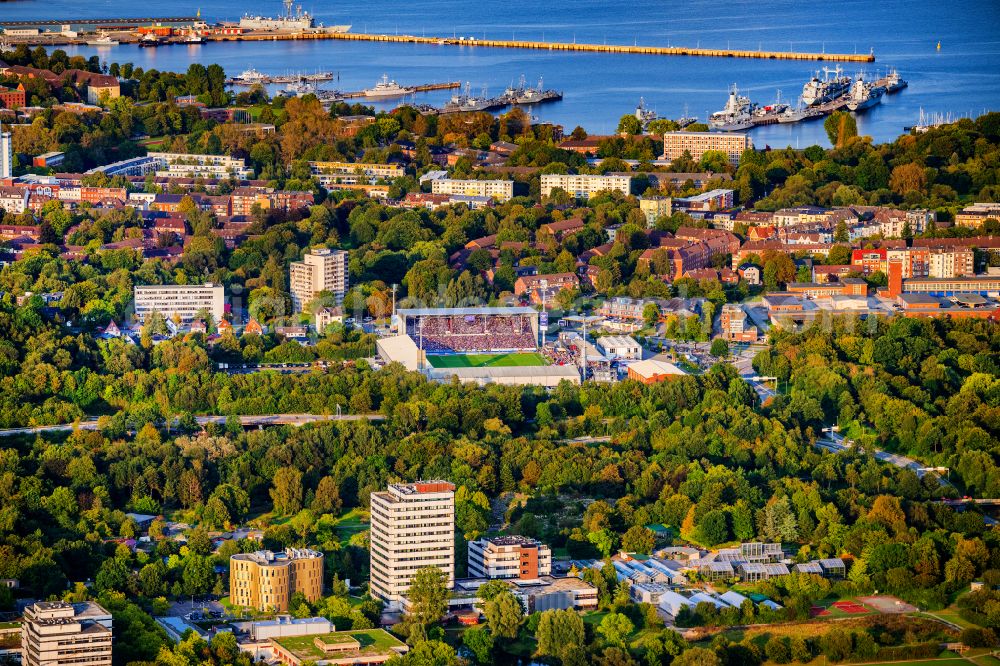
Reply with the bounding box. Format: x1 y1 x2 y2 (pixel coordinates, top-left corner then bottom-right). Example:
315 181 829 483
22 601 112 666
468 536 552 580
369 481 455 603
133 283 225 323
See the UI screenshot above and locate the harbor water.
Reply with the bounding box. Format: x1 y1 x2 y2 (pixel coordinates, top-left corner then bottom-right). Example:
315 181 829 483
3 0 1000 146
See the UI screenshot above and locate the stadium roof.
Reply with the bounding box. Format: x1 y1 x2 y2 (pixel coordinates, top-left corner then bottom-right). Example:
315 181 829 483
398 307 538 316
431 366 579 379
427 365 580 387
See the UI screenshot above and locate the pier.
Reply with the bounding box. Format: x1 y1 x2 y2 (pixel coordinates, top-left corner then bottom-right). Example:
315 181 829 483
245 31 875 63
0 20 875 62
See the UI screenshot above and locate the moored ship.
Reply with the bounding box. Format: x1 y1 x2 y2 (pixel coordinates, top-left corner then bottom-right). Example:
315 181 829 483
845 75 886 112
802 66 852 106
635 98 657 129
363 74 412 98
709 84 756 131
778 102 823 123
501 76 562 105
239 0 350 32
86 34 119 47
884 68 908 93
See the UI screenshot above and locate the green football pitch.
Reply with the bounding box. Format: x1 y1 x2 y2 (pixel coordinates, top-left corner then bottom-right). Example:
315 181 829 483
426 353 549 368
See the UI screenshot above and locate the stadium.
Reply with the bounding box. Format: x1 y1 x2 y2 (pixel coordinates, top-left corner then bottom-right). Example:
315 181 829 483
376 307 581 386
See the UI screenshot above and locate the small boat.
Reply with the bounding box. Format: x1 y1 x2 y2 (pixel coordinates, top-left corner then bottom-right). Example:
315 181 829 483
363 74 412 98
185 33 204 44
138 33 161 48
86 34 119 47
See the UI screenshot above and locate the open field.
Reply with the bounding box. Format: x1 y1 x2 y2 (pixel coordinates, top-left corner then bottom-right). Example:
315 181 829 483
427 352 549 368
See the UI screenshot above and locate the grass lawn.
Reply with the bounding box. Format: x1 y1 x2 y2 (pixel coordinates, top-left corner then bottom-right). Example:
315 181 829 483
919 608 979 629
971 656 1000 666
138 135 172 148
333 508 369 546
792 652 971 666
427 352 549 368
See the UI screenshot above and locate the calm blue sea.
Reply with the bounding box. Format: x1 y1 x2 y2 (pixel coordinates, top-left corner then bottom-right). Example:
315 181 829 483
3 0 1000 146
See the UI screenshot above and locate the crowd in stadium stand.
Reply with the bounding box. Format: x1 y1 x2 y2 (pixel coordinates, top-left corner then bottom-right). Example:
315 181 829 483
542 345 578 367
407 314 536 353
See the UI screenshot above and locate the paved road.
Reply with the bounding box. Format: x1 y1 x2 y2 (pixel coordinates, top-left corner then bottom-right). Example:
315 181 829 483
815 432 953 487
0 413 385 437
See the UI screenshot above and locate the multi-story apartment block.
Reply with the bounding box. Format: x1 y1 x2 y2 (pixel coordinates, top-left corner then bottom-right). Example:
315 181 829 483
662 131 752 167
133 283 225 323
540 173 632 199
872 207 932 237
674 188 734 211
719 303 758 342
772 206 832 228
956 203 1000 229
22 601 112 666
468 536 552 580
229 548 324 613
599 297 668 322
638 196 672 227
308 161 405 187
430 178 514 201
146 152 253 179
369 481 455 603
853 247 973 279
929 248 975 278
0 131 12 180
289 247 349 313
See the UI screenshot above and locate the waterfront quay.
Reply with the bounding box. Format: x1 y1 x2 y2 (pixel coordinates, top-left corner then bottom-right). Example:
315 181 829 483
0 17 874 63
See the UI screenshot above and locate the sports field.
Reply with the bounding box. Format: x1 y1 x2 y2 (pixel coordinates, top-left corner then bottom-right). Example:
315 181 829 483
427 353 549 368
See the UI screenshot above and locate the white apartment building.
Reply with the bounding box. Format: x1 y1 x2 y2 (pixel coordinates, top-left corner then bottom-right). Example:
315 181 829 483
877 209 932 237
0 186 28 214
289 248 349 314
146 152 253 179
369 481 455 603
133 283 225 323
662 131 752 167
308 161 405 187
0 131 12 180
468 536 552 580
22 601 112 666
430 178 514 201
540 173 632 199
929 249 975 278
